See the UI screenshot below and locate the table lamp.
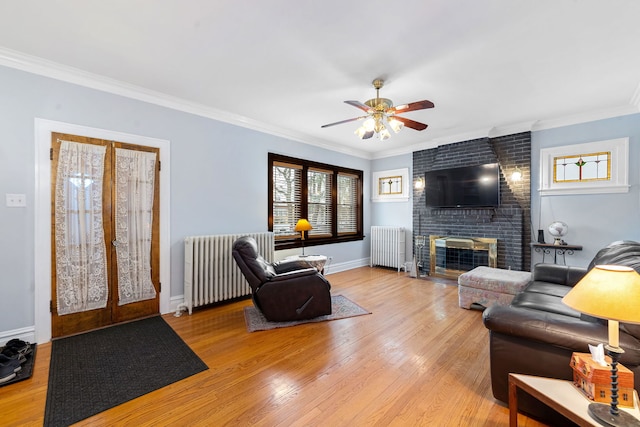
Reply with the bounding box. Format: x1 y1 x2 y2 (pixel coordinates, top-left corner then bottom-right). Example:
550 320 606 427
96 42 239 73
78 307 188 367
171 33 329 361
562 265 640 427
294 219 312 256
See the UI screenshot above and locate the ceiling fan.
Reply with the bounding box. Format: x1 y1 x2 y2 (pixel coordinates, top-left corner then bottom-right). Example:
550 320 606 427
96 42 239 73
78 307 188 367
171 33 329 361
321 79 434 140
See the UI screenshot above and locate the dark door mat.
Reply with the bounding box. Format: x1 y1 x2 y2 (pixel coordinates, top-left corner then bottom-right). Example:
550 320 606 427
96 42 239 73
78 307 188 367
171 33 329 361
0 343 37 387
44 316 208 426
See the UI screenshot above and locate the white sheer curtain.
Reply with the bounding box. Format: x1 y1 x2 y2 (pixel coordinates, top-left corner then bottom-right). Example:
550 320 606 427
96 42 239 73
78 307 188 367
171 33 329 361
115 148 157 305
54 141 108 315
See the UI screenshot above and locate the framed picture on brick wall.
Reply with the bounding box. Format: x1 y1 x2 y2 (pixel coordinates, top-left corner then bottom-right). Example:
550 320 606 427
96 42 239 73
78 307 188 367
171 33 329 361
539 138 629 196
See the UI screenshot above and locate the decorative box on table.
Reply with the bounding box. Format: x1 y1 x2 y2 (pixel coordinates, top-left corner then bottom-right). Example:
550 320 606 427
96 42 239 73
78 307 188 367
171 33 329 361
570 352 635 408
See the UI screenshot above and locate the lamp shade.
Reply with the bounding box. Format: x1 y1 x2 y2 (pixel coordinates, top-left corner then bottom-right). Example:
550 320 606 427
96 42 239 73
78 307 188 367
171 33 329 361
294 219 313 232
562 265 640 324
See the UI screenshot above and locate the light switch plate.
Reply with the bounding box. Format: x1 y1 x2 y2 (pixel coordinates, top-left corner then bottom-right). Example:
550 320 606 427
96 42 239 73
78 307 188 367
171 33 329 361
6 193 26 207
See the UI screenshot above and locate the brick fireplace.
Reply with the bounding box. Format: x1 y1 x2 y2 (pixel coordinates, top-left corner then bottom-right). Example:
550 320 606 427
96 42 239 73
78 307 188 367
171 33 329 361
412 133 531 276
429 235 497 279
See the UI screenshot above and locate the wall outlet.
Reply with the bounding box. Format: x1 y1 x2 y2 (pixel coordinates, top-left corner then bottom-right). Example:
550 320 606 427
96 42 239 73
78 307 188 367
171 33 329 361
6 193 26 207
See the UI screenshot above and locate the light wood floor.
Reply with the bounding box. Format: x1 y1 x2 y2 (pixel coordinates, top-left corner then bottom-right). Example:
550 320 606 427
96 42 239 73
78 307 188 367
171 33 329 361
0 267 550 426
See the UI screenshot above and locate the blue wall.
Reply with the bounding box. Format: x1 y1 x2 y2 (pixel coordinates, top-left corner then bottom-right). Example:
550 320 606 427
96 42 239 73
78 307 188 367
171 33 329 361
372 114 640 270
0 65 371 338
2 60 637 341
531 114 640 267
371 154 414 262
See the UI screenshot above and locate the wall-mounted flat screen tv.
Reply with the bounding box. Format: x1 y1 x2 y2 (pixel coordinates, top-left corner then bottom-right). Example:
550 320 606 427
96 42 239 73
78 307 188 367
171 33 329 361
424 163 500 208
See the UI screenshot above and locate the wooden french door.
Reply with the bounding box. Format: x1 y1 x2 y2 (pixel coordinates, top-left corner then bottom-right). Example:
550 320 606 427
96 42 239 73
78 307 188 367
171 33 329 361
50 132 160 338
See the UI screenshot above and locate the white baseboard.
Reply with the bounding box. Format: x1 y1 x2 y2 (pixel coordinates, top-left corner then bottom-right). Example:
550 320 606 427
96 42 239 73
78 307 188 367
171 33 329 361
1 326 36 346
166 259 369 318
169 295 185 316
324 258 369 275
1 261 373 342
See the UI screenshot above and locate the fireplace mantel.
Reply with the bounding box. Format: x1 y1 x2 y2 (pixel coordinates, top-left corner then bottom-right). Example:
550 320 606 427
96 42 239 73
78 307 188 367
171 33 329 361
429 235 497 279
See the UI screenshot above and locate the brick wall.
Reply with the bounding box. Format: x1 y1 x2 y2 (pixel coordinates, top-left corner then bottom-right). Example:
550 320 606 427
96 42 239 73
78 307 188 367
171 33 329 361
412 132 531 273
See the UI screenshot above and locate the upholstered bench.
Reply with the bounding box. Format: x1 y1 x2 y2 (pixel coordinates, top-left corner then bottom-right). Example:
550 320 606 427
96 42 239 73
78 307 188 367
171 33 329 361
457 266 531 309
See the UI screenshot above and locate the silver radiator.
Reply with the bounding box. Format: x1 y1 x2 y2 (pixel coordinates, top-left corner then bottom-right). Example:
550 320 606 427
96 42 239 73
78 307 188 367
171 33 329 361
370 226 406 272
176 232 274 316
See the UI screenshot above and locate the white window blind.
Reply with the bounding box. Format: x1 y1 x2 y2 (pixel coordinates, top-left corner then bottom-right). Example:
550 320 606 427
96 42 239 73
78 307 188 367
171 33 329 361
338 173 358 234
273 162 302 239
308 168 332 237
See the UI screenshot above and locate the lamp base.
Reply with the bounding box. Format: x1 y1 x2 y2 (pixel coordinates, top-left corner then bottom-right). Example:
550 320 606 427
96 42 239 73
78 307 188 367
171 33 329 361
588 403 640 427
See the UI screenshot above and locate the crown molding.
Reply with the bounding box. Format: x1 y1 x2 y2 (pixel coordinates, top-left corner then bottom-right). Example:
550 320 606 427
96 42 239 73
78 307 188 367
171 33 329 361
0 47 373 159
531 104 639 132
1 47 637 162
372 102 640 159
631 82 640 109
373 128 495 159
488 121 536 138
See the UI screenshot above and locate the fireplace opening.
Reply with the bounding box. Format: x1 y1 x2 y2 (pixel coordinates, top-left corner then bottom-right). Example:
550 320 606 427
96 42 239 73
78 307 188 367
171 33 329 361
429 236 497 279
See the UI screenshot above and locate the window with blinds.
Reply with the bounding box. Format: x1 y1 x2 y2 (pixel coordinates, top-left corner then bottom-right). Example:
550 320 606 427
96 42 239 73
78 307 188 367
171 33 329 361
338 173 358 235
272 162 302 238
268 153 363 249
308 168 332 237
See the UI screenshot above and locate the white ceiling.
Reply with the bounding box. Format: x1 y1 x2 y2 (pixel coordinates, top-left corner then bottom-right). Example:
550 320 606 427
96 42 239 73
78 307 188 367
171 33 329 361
1 0 639 159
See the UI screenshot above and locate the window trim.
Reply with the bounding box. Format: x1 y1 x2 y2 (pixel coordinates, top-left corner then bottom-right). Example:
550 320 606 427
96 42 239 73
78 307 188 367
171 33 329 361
268 153 364 250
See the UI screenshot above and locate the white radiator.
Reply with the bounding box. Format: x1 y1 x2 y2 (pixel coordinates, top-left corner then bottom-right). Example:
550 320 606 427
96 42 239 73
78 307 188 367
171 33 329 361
370 226 406 272
176 232 274 316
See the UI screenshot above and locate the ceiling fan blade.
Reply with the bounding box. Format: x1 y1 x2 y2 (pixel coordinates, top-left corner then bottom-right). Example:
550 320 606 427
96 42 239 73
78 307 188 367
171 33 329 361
344 100 372 113
394 116 428 131
391 100 434 114
321 116 366 128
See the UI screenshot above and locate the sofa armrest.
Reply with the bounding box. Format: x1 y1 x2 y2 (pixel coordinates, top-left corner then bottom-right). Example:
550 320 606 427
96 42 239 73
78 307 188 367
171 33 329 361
483 304 605 350
483 305 640 366
532 263 587 287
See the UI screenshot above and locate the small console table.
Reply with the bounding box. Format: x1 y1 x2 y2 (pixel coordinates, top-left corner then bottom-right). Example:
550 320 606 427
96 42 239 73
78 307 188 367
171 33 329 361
285 254 328 274
509 373 640 426
531 243 582 265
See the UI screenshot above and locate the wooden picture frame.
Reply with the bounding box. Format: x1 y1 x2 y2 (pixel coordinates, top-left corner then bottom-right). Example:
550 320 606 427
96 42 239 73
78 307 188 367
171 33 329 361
539 138 629 196
372 168 409 202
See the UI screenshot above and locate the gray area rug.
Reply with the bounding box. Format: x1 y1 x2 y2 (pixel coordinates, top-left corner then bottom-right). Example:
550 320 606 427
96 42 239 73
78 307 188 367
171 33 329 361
44 316 208 427
244 294 371 332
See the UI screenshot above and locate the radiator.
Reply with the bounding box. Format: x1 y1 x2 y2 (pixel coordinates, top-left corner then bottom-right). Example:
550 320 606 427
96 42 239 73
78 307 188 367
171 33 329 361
176 232 274 316
370 226 406 271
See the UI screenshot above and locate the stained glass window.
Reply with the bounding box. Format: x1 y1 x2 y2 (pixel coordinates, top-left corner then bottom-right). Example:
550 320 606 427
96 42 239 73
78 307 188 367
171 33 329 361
553 152 611 183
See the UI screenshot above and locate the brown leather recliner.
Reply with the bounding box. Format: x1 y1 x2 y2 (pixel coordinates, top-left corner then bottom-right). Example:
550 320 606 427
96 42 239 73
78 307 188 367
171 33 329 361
232 236 332 321
483 240 640 424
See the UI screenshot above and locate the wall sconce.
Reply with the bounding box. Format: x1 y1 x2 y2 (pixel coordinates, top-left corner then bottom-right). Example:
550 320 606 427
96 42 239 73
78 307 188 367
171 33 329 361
511 167 522 182
414 177 425 189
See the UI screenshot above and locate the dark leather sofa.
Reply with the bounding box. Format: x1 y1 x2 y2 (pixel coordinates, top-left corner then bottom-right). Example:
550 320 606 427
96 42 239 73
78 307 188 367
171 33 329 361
232 236 332 322
482 240 640 423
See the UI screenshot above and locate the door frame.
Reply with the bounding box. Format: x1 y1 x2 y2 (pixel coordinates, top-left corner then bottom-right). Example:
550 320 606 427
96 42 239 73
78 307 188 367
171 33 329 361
34 118 171 344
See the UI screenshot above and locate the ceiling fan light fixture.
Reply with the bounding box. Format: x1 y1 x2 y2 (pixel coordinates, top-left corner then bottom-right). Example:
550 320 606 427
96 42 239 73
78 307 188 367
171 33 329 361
363 117 376 132
321 79 433 142
355 127 374 139
388 117 404 133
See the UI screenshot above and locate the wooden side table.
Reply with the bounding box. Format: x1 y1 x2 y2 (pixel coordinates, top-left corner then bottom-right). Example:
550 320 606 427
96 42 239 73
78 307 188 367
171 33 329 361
508 373 640 426
531 243 582 265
